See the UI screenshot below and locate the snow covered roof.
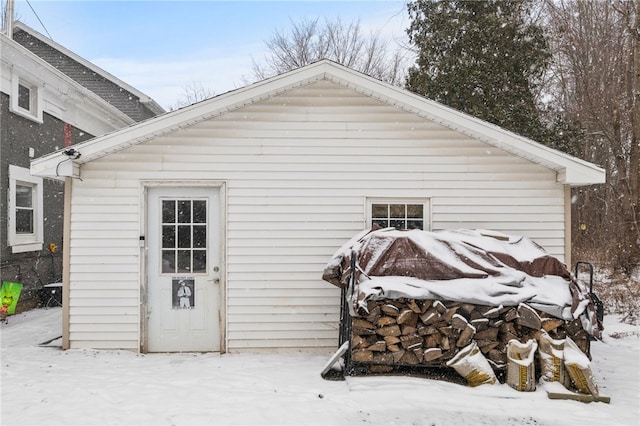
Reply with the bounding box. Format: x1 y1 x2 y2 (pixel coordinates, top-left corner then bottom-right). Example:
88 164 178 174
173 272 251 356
31 59 605 186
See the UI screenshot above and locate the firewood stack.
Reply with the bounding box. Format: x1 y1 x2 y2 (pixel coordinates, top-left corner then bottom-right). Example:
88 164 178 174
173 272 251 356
349 297 590 374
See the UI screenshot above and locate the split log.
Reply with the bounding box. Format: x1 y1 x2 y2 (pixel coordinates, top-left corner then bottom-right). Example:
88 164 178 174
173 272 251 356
353 318 375 330
517 303 542 330
503 308 518 322
407 299 422 314
383 335 401 346
377 316 396 327
352 350 373 362
397 309 419 327
420 308 441 325
542 318 565 333
456 323 476 348
366 306 381 324
376 324 401 337
423 348 443 362
451 314 469 331
368 341 387 352
381 304 400 317
400 334 422 349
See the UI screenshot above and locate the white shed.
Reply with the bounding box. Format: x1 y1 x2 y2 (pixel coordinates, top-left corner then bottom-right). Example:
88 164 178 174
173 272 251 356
31 60 605 352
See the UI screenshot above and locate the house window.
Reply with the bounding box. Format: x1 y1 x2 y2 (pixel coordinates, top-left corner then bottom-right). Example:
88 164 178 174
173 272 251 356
18 83 31 110
367 199 431 231
10 74 43 123
15 184 35 233
8 165 44 253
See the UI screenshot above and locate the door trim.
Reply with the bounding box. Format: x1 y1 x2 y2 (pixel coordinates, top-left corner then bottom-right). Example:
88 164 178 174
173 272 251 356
139 180 227 353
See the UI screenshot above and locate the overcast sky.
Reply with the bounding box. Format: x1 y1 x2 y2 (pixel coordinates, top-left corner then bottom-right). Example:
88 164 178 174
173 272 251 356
13 0 410 109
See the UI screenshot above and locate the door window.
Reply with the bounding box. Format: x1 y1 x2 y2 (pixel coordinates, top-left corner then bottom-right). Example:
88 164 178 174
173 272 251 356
161 199 208 274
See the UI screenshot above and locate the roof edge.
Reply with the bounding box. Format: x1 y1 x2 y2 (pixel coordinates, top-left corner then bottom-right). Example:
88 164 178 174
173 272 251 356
316 61 605 186
32 59 605 186
2 33 135 131
14 21 165 115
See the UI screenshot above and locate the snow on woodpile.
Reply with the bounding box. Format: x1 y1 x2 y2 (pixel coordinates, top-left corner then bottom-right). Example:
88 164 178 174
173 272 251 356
322 228 601 339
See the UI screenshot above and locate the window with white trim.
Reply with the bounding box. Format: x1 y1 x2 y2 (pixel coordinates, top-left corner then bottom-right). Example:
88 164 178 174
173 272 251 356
9 74 43 123
8 165 44 253
367 198 431 231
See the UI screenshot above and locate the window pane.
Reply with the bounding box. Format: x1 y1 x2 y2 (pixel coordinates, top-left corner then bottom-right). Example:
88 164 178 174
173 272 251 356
371 204 388 218
162 250 175 273
372 219 388 229
407 204 423 218
162 225 175 248
390 219 405 230
177 201 191 223
177 250 191 273
18 84 30 110
193 250 207 273
193 200 206 223
16 185 32 208
178 225 191 248
162 200 175 223
390 204 405 218
16 209 33 233
193 225 207 248
407 220 424 230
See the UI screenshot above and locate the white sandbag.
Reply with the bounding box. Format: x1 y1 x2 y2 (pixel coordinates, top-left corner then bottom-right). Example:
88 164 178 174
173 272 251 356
564 336 599 396
446 341 497 387
538 332 571 388
506 339 538 391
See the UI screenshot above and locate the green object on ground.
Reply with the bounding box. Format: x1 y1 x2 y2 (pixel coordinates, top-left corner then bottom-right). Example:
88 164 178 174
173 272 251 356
1 282 23 315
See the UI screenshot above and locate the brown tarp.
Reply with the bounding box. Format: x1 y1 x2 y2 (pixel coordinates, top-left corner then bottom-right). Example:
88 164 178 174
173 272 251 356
322 228 602 339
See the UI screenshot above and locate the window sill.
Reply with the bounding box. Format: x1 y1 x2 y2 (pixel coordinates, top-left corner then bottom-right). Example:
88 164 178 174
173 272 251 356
11 242 44 253
9 105 44 124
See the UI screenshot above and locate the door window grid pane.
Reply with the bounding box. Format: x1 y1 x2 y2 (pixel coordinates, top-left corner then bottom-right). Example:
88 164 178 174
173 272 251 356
372 203 424 230
160 199 208 274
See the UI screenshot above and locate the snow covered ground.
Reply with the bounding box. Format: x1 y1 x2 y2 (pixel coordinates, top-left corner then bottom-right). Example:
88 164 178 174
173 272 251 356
1 308 638 426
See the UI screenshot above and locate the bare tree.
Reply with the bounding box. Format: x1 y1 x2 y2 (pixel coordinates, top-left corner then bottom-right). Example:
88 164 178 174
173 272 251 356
251 17 410 86
544 0 640 273
170 81 216 110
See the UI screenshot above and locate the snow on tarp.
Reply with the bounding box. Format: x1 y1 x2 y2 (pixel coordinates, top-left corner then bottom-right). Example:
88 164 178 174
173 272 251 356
322 228 602 338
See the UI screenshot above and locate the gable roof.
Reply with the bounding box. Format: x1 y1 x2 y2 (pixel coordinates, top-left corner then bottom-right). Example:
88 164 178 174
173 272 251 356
12 21 165 121
1 31 135 134
31 59 605 186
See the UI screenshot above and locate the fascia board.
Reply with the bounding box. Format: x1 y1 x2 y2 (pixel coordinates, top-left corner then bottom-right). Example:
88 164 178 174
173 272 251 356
558 167 607 187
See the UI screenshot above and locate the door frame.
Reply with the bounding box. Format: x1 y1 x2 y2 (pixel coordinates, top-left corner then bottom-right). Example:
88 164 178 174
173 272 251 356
139 180 227 353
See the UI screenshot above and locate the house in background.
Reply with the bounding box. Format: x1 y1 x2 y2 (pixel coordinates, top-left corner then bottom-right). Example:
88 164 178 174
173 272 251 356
1 21 164 309
30 60 605 353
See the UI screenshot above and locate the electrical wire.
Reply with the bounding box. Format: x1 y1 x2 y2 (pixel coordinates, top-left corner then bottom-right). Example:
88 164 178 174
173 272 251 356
25 0 52 39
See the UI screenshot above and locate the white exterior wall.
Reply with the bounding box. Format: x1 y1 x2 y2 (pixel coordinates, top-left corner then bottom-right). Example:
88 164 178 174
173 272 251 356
67 80 565 350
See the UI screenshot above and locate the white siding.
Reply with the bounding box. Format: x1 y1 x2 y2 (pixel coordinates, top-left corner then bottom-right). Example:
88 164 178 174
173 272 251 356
68 80 566 351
